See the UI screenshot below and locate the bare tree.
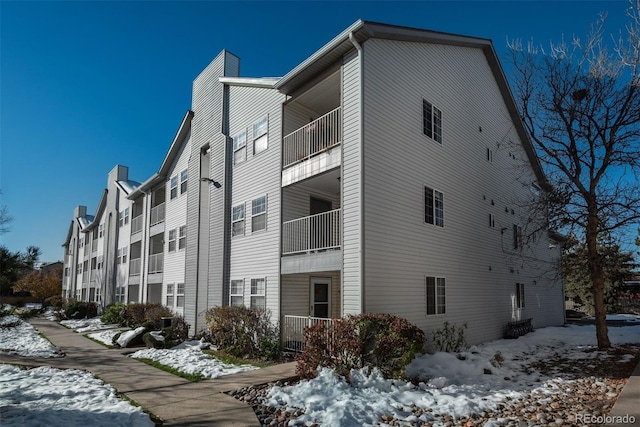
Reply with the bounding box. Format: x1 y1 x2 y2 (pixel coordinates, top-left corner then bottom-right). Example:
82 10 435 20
0 190 12 235
508 1 640 348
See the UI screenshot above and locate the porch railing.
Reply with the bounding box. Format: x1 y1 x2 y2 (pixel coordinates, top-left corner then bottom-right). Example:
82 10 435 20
282 209 341 255
282 315 335 352
150 203 165 226
283 107 342 168
129 258 141 276
131 215 143 234
148 253 163 274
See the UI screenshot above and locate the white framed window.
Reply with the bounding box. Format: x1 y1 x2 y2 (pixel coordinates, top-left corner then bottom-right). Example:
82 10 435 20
423 100 442 143
232 204 245 237
176 283 185 308
170 176 178 200
178 225 186 250
251 195 267 232
115 286 125 303
489 213 495 228
97 255 103 270
168 229 176 252
250 278 266 311
516 283 525 308
424 187 444 227
98 223 104 238
229 279 244 307
426 276 446 315
253 115 269 155
118 211 124 227
124 208 129 225
166 283 174 307
117 247 127 264
95 287 102 304
180 169 188 194
233 130 247 165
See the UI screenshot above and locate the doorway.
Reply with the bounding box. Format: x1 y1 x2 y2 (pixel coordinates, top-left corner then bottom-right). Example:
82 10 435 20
310 277 331 318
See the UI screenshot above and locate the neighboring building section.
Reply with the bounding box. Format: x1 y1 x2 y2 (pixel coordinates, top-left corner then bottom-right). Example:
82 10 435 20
62 20 565 345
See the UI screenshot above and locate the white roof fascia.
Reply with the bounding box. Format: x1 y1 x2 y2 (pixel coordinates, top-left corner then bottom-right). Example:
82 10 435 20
218 77 280 88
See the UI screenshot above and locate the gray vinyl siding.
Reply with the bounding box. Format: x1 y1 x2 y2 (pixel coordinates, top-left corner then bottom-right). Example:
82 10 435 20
228 85 285 320
341 48 363 315
185 51 239 334
282 185 341 222
281 271 341 318
360 39 564 345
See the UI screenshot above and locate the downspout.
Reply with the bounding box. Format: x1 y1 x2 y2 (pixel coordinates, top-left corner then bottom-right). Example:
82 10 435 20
348 31 365 313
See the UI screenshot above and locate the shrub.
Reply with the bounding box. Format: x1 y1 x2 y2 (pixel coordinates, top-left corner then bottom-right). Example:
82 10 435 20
143 331 166 349
296 313 426 380
101 303 127 325
122 303 173 329
205 306 280 360
64 300 97 319
432 321 467 353
43 295 64 309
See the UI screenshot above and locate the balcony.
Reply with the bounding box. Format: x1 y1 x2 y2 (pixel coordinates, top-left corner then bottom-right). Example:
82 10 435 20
131 215 143 235
283 107 342 168
150 203 165 226
282 209 341 255
282 315 335 352
129 258 141 276
148 253 163 274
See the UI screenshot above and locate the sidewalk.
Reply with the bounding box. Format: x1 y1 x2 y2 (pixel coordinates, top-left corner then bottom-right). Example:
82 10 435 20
605 359 640 427
0 318 298 426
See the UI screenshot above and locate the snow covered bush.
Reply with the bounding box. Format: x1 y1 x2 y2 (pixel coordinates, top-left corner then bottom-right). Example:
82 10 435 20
64 299 97 319
296 313 425 380
205 306 280 360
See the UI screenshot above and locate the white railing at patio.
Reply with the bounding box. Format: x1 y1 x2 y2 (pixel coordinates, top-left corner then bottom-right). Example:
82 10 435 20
129 258 141 276
282 209 341 255
282 315 335 352
131 215 143 234
148 253 163 274
283 107 342 168
150 203 165 226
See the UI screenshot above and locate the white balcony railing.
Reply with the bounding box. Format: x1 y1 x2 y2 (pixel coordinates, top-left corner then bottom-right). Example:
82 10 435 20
282 315 335 352
283 107 342 168
150 203 165 226
148 253 163 274
92 239 98 253
282 209 341 255
131 215 143 234
129 258 141 276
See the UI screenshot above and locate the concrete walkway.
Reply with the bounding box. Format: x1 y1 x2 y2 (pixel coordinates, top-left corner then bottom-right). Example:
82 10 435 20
0 318 298 426
605 360 640 427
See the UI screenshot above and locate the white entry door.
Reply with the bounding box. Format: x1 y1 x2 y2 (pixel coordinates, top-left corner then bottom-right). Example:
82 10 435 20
310 277 331 318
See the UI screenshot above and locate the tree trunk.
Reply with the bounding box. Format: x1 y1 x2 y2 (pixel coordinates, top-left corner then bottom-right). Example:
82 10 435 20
586 206 611 349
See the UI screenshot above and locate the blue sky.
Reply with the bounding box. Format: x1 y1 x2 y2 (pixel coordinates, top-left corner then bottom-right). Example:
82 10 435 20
0 1 633 262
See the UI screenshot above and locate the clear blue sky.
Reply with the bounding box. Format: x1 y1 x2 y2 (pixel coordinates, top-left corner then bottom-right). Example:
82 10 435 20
0 1 632 262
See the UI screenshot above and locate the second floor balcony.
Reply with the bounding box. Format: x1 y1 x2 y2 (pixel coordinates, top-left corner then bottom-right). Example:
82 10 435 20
283 107 342 169
282 209 341 255
150 203 165 226
129 258 141 276
148 253 163 274
131 215 143 235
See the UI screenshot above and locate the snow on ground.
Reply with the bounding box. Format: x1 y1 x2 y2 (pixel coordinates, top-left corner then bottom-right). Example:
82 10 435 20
60 317 120 333
266 320 640 427
129 339 259 378
0 364 154 427
87 329 122 346
0 315 61 358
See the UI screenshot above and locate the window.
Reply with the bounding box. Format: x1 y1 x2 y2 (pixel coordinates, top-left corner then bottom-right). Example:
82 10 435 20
97 255 103 270
232 204 245 237
117 249 121 264
513 224 522 249
116 286 125 303
180 169 188 194
516 283 525 308
118 209 129 227
423 100 442 143
489 213 495 228
250 278 266 310
253 115 269 154
124 208 129 225
166 283 174 307
170 176 178 200
95 287 101 304
424 187 444 227
98 223 104 238
176 283 185 308
233 130 247 164
426 276 446 315
91 257 97 271
178 226 186 250
229 279 244 307
251 196 267 232
168 229 176 252
487 147 494 162
117 247 128 264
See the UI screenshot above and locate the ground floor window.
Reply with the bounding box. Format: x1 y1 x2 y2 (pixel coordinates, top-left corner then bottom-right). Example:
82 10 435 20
166 283 174 307
250 278 266 310
516 283 525 308
116 286 127 303
176 283 185 308
426 276 446 315
229 279 244 307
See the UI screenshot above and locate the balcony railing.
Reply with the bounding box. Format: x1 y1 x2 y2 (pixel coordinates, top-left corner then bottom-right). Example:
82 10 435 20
150 203 165 226
131 215 143 234
148 253 163 274
129 258 141 276
282 315 335 352
282 209 341 255
283 107 342 168
92 239 98 253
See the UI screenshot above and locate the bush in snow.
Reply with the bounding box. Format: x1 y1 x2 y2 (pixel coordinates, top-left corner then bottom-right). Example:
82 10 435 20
101 302 127 325
205 306 280 360
122 303 175 329
142 331 166 349
296 313 425 380
64 299 98 319
43 295 64 309
432 321 468 353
